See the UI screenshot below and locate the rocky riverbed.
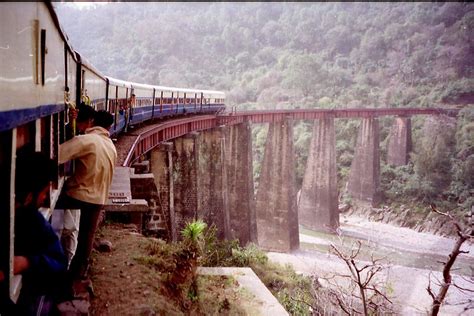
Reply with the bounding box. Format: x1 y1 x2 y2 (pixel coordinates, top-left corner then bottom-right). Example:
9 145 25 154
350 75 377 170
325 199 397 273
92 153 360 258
267 214 474 315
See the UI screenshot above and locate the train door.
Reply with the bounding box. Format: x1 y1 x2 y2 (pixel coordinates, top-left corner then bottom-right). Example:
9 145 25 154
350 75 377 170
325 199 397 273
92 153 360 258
124 88 129 131
183 93 187 114
176 92 179 114
171 92 174 114
160 91 164 114
114 86 118 129
151 89 156 119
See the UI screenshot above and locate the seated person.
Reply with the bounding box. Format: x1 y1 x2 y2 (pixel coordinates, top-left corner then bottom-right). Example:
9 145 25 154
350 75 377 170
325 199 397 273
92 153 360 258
0 151 68 315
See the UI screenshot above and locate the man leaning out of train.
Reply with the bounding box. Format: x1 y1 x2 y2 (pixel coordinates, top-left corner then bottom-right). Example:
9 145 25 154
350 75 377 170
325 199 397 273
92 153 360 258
57 110 117 282
51 102 96 270
0 151 68 316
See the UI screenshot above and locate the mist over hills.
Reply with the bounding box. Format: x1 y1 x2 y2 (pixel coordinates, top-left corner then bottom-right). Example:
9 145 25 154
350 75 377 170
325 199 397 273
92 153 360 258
56 2 473 213
56 2 473 109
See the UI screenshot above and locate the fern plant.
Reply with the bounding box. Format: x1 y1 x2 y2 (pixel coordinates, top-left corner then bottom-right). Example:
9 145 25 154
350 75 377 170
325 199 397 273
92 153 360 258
181 219 207 249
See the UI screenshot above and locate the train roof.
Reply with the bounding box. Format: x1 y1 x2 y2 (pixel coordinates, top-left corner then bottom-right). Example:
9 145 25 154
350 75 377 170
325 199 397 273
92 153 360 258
106 76 133 88
106 77 225 97
153 85 226 97
76 51 106 79
131 82 155 90
45 1 77 61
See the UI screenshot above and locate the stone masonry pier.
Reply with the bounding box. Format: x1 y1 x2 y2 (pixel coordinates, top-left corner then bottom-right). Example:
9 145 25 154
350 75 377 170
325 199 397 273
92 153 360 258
348 118 381 206
197 128 229 240
387 116 412 166
256 118 299 252
298 117 339 232
150 143 176 240
172 133 199 238
223 122 257 245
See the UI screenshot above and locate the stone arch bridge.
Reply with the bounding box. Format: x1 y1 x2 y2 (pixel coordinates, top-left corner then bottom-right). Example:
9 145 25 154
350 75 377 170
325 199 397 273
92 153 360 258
109 107 458 252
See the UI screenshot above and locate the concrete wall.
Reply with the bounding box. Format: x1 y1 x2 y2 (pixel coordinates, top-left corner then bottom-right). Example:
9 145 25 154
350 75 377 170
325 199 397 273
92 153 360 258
255 118 299 252
299 117 339 232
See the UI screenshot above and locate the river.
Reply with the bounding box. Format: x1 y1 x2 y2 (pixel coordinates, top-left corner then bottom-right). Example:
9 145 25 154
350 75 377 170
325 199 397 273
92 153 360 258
267 214 474 315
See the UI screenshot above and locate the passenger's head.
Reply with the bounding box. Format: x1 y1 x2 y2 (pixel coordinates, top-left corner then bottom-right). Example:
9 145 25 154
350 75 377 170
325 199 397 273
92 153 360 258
15 150 56 208
76 102 96 133
94 110 114 130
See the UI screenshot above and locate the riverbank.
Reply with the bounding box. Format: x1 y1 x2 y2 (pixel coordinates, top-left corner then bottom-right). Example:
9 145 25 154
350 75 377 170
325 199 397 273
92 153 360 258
268 214 474 315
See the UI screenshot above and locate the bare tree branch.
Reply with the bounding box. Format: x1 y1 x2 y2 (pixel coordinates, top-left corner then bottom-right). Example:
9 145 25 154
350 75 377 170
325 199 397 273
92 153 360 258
428 205 473 316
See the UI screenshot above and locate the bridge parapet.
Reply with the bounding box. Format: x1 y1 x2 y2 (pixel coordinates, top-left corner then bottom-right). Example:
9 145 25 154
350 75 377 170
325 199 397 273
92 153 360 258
217 107 459 126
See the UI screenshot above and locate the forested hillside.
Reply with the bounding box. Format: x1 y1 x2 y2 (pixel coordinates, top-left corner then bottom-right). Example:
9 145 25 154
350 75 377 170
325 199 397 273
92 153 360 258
56 2 473 216
56 2 473 108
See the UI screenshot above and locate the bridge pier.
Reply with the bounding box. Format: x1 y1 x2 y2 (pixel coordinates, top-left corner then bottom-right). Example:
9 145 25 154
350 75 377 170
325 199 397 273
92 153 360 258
197 128 230 240
348 118 381 206
298 117 339 232
172 132 200 238
255 118 299 252
387 116 412 166
224 122 256 245
150 142 176 241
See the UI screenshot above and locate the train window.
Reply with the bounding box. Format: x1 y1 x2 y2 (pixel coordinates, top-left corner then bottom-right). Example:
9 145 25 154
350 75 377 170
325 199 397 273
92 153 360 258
40 29 46 86
41 116 51 156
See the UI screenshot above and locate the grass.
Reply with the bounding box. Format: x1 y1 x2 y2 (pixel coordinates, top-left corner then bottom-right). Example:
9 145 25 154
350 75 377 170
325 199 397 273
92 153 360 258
196 275 253 315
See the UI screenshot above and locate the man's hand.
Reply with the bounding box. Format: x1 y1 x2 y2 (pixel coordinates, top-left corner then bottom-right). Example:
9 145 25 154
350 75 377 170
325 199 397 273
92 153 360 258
69 107 78 120
0 257 29 282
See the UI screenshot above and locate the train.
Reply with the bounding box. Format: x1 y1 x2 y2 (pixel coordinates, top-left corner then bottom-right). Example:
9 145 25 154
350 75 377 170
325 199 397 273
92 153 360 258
0 1 225 302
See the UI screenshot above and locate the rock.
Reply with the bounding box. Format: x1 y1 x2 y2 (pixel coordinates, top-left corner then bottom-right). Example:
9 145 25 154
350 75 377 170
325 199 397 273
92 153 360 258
97 211 106 226
57 299 90 316
124 223 138 231
136 304 156 316
96 239 113 252
73 279 94 299
338 204 351 213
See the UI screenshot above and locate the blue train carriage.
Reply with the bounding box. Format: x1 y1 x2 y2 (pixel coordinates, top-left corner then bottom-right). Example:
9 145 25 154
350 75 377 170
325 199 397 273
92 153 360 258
106 76 132 136
75 52 107 111
178 88 202 115
0 1 77 302
155 86 180 117
129 82 155 125
200 89 226 114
